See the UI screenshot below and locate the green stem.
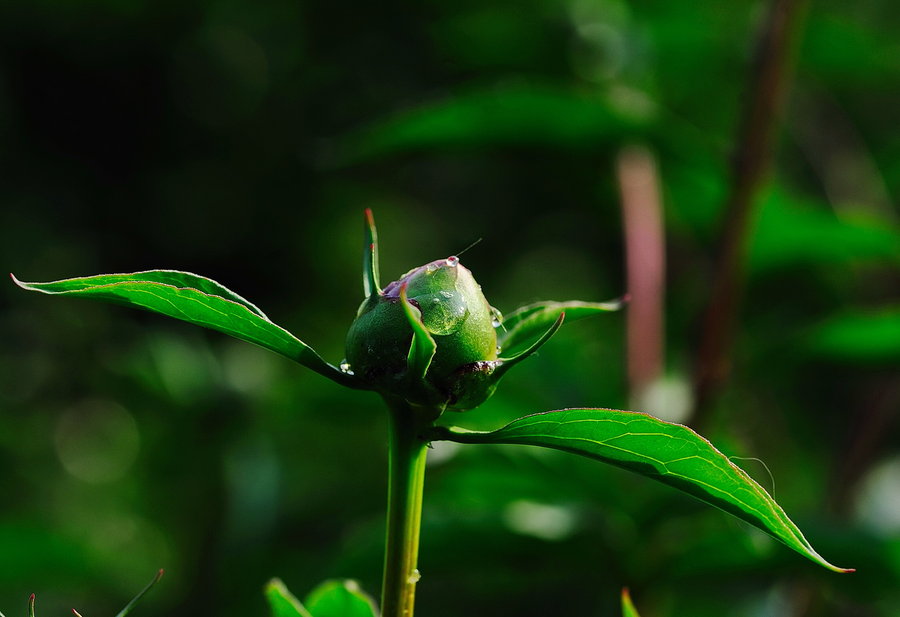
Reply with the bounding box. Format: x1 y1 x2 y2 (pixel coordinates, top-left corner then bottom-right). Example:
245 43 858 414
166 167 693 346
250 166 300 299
381 398 430 617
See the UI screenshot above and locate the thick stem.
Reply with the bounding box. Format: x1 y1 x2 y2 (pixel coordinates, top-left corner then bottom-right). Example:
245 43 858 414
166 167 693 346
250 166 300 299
381 399 430 617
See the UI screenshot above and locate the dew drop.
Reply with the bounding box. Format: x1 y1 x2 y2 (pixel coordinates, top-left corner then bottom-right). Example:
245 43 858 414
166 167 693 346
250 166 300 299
425 263 439 274
439 290 453 299
490 307 504 328
407 569 422 584
339 361 354 375
445 256 459 267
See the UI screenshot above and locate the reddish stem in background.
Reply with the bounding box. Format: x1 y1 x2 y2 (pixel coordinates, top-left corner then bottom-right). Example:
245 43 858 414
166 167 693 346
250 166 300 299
691 0 810 426
617 145 665 407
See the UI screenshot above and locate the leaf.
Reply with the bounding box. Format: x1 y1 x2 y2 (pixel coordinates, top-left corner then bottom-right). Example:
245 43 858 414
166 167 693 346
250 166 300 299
12 271 358 388
432 408 853 573
266 579 314 617
303 580 380 617
498 299 625 358
114 569 164 617
748 190 900 272
335 84 649 164
621 588 641 617
808 306 900 362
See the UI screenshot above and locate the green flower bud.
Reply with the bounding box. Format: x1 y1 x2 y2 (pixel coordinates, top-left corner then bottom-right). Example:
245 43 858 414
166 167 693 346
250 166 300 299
343 210 621 415
345 255 499 411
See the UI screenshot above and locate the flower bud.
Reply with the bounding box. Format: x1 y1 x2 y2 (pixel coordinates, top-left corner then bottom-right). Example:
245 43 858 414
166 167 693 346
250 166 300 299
345 256 498 411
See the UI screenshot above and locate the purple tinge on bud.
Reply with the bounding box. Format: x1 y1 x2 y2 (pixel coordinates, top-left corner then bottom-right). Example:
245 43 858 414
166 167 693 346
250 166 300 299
345 256 498 410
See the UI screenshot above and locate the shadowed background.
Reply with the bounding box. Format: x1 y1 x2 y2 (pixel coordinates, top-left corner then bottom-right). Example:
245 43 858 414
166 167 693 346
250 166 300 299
1 0 898 615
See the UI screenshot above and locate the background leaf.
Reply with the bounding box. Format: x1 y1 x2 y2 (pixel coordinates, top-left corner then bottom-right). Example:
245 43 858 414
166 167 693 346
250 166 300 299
304 580 379 617
266 579 314 617
12 272 357 387
335 84 650 163
807 306 900 362
433 408 852 573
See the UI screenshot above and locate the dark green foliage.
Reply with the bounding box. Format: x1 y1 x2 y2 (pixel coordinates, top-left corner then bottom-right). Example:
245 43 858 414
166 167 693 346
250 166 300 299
2 0 897 615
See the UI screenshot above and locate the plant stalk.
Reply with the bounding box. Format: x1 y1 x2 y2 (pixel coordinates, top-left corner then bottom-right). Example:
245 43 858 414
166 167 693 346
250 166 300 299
381 398 430 617
691 0 809 426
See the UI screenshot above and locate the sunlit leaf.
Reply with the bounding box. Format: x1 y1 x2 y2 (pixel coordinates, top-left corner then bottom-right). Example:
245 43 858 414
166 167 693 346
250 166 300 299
304 580 379 617
266 579 314 617
621 588 642 617
337 84 649 163
12 272 358 388
498 299 625 358
808 306 900 362
432 408 852 573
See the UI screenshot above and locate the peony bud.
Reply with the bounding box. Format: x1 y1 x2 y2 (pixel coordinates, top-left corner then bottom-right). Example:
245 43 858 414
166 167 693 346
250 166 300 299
345 255 498 411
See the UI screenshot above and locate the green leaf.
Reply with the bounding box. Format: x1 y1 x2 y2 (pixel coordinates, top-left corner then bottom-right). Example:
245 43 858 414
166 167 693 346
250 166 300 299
808 306 900 362
266 579 314 617
621 588 641 617
498 299 625 358
12 271 358 388
748 190 900 272
432 408 853 573
27 594 34 617
303 580 379 617
336 84 649 164
114 569 164 617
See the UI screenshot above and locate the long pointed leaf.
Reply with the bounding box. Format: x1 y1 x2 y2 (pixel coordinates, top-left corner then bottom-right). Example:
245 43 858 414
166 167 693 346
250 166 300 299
266 579 314 617
499 299 625 357
432 408 852 573
12 272 358 388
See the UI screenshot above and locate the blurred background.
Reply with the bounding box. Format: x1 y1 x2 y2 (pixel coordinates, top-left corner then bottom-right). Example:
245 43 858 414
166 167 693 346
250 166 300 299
1 0 898 615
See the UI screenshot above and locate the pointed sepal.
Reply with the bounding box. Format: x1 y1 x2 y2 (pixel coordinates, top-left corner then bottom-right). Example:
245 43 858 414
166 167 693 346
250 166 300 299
494 312 565 379
363 208 381 298
621 588 641 617
399 282 437 382
113 569 164 617
499 298 625 357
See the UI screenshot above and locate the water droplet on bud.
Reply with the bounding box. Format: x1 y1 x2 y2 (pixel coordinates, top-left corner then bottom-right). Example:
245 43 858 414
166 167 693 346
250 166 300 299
408 569 422 584
446 256 459 267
